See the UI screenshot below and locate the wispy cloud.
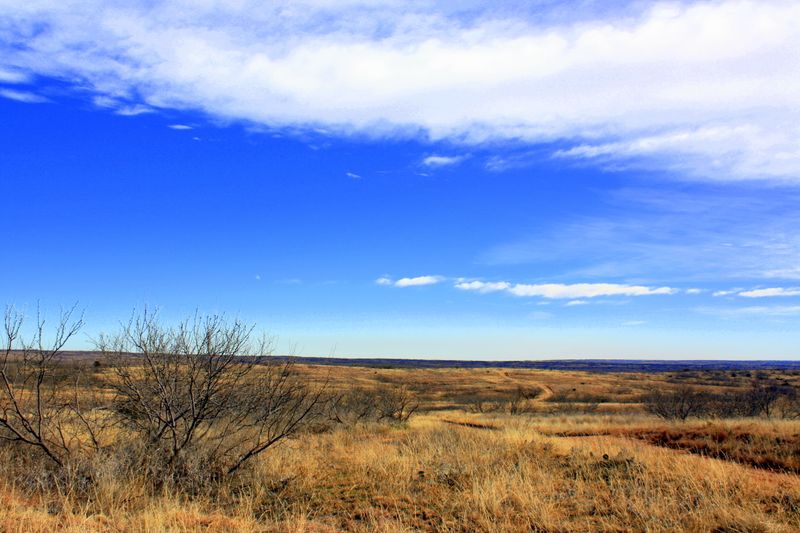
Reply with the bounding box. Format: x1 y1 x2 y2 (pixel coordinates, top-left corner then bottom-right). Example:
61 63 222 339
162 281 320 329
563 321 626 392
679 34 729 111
377 275 444 287
117 105 154 116
565 299 588 306
553 125 800 181
2 1 800 179
708 287 800 297
456 280 675 299
0 88 48 103
0 68 28 84
168 124 193 130
422 155 465 168
738 287 800 298
482 187 800 282
713 290 740 297
453 280 510 293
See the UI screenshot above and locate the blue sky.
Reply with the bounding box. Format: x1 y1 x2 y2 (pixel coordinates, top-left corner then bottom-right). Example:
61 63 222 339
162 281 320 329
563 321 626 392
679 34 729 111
2 0 800 359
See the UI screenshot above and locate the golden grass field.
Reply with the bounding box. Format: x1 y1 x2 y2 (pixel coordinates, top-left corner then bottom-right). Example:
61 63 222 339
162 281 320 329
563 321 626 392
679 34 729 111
1 362 799 532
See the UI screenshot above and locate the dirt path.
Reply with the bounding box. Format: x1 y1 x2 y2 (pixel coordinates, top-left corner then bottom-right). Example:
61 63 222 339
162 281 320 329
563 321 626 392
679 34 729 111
534 382 554 402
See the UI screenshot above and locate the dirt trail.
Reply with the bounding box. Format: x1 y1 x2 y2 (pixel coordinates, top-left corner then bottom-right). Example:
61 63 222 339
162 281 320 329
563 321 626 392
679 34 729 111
534 382 554 402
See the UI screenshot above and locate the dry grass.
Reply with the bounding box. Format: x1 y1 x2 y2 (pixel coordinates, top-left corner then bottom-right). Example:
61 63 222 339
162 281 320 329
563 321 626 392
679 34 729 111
2 363 799 532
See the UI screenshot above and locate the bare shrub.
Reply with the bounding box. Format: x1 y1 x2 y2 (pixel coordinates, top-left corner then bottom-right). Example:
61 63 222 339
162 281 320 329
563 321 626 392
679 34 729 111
327 384 419 425
507 385 542 415
468 399 502 414
643 385 705 420
0 305 107 467
375 384 419 422
96 310 325 478
326 387 379 425
741 379 794 418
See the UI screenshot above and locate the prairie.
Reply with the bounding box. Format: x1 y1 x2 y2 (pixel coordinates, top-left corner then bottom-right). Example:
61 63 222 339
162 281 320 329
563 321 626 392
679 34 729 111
1 354 799 532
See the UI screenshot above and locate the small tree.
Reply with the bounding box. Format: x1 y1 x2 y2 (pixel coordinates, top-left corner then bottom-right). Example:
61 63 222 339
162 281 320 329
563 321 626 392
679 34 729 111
644 385 705 420
97 310 324 477
742 379 793 418
327 384 419 425
375 384 419 422
507 386 542 415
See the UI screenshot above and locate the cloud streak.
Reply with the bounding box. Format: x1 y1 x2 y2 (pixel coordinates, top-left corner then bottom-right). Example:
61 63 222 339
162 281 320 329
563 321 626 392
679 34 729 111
0 88 48 103
456 280 676 299
739 287 800 298
422 155 465 168
482 187 800 282
377 275 444 287
1 1 800 179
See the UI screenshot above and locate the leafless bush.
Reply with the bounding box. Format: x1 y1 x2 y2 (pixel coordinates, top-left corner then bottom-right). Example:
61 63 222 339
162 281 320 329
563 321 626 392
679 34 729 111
773 391 800 419
468 399 502 414
0 305 108 467
507 386 542 415
326 387 380 425
643 385 706 420
327 384 419 425
375 384 419 422
643 379 799 420
96 310 325 478
741 379 794 418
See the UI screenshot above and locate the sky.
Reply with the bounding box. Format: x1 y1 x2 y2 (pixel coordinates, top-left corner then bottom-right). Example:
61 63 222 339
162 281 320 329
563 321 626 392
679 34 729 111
2 0 800 359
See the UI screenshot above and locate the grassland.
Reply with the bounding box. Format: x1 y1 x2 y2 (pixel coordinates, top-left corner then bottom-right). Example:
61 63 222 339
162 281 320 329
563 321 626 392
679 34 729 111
1 360 799 532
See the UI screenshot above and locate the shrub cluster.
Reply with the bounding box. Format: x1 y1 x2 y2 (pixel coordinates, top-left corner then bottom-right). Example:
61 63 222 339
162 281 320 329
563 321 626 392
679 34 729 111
1 306 414 493
643 380 799 420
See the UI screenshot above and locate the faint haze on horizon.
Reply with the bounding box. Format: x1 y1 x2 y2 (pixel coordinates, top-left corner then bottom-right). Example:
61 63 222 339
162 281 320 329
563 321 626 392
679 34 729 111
2 0 800 359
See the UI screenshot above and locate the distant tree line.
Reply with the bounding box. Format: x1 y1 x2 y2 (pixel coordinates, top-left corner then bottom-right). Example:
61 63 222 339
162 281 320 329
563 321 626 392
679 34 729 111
644 380 799 420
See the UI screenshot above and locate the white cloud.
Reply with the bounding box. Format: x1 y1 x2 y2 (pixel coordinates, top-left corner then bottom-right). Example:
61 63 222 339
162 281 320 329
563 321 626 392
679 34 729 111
377 275 444 287
713 289 738 297
454 280 510 293
422 155 465 167
565 299 588 306
3 1 800 179
508 283 675 299
738 287 800 298
394 275 444 287
345 171 362 179
456 280 676 299
685 288 703 295
553 124 800 181
168 124 193 130
0 88 48 103
117 105 154 116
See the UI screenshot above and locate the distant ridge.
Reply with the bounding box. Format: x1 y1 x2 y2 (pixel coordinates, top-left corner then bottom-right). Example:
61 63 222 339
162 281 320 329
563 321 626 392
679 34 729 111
278 357 800 373
61 351 800 373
